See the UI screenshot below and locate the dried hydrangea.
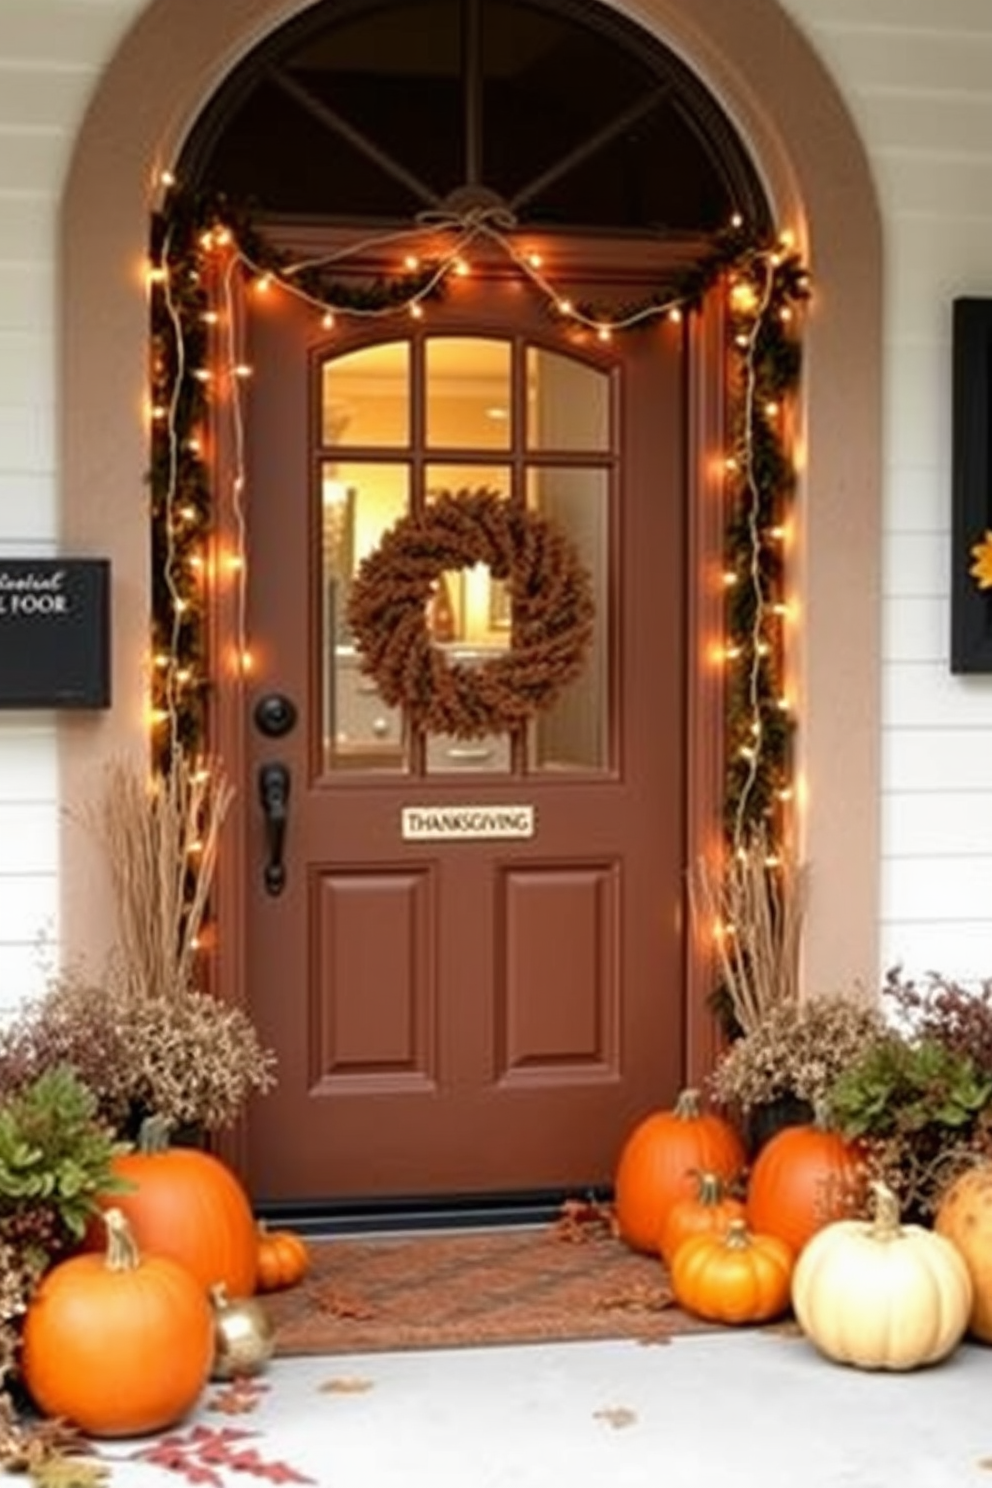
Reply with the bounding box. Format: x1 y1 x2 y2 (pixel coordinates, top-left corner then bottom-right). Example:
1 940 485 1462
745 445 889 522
0 974 276 1137
709 992 886 1112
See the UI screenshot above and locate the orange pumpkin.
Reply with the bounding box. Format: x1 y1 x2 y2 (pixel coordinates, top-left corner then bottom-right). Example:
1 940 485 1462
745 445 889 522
89 1118 258 1297
658 1170 746 1269
614 1089 746 1254
745 1120 865 1256
256 1223 311 1292
671 1219 794 1324
935 1164 992 1341
21 1207 214 1437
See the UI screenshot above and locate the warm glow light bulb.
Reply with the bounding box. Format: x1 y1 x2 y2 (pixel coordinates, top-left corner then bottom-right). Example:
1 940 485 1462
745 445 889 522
729 281 759 315
409 303 424 320
404 254 420 271
527 252 543 269
557 298 573 316
596 325 612 342
322 310 336 330
667 307 683 323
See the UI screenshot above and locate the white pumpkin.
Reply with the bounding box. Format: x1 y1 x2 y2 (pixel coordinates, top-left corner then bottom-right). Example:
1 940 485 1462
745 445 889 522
791 1182 973 1371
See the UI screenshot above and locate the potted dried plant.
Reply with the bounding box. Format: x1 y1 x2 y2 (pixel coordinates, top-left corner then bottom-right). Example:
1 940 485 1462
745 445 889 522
690 829 815 1150
0 752 275 1141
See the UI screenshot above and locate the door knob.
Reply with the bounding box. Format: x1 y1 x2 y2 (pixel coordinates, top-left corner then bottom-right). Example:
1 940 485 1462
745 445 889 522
258 762 290 896
253 693 298 739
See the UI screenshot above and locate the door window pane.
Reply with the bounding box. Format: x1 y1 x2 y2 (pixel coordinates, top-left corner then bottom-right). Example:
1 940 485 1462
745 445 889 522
426 338 512 448
526 348 609 451
424 469 512 649
526 466 609 772
321 461 410 772
321 343 410 447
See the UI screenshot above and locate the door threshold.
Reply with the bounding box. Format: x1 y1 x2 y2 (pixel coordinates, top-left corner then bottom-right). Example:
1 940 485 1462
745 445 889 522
254 1186 612 1239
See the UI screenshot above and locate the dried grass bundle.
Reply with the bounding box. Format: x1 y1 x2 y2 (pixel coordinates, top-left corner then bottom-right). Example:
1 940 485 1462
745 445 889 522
689 832 808 1034
83 752 234 1002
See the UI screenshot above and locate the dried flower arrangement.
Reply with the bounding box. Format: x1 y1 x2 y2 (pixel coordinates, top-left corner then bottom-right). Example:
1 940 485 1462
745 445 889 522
0 972 276 1138
709 991 886 1114
826 968 992 1216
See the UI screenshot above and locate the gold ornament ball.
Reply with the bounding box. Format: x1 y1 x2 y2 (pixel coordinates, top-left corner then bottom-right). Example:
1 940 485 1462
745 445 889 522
209 1282 275 1380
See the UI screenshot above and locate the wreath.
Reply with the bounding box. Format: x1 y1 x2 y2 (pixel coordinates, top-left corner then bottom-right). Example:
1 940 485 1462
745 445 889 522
346 488 596 739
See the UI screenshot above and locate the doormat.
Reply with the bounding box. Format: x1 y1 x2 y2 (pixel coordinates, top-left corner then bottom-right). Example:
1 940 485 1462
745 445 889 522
263 1205 722 1356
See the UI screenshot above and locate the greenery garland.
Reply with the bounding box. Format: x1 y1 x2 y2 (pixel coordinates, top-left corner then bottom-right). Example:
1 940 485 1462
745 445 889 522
346 489 595 739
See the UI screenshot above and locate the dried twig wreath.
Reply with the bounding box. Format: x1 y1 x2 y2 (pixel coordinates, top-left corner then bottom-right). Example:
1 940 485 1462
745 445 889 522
346 488 595 739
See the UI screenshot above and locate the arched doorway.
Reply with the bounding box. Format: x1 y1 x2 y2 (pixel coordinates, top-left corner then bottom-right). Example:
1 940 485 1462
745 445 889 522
59 0 882 1207
168 0 773 1209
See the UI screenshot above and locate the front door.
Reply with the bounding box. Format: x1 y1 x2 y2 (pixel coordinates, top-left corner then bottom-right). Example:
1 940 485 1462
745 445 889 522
240 257 687 1206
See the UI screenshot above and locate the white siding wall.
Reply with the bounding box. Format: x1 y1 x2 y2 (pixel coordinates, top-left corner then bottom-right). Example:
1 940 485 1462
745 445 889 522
780 0 992 985
0 1 138 1009
2 0 992 1008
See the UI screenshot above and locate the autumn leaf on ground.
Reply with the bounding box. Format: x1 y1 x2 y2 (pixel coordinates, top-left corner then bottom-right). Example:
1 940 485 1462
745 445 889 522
29 1456 110 1488
129 1425 316 1484
315 1287 376 1320
208 1378 272 1414
593 1406 638 1430
318 1376 375 1394
550 1196 617 1242
762 1317 803 1338
594 1280 674 1313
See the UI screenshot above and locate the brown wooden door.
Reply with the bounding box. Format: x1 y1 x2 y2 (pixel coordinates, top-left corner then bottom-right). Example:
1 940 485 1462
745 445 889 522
240 262 686 1206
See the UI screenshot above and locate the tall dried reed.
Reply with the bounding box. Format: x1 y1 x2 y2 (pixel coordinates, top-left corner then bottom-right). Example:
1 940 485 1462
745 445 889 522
83 752 234 1002
689 832 808 1034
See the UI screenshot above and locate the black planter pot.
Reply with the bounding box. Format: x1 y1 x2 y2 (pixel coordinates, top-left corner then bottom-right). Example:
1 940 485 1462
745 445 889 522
745 1095 814 1158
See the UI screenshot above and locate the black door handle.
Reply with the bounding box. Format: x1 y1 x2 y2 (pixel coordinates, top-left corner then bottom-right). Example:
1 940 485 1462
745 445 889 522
258 762 290 896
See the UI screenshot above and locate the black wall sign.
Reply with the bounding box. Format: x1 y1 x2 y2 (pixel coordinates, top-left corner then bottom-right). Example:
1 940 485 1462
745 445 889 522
951 299 992 672
0 559 110 708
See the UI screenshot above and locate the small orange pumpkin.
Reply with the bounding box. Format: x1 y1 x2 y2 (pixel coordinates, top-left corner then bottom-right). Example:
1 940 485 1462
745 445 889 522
658 1170 746 1269
614 1089 746 1254
671 1219 794 1324
21 1208 214 1437
89 1116 258 1297
745 1119 865 1257
256 1223 311 1292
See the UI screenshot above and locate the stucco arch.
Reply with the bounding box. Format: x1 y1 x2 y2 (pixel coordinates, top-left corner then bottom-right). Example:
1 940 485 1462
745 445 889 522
59 0 882 1004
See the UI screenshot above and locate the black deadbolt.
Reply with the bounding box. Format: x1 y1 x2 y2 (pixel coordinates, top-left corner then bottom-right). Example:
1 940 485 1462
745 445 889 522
253 693 298 739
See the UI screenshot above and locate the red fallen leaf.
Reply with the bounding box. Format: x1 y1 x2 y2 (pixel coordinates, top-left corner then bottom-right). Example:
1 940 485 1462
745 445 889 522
131 1426 316 1485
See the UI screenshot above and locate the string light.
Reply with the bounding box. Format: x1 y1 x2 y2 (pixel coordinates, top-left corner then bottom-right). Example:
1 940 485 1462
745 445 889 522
149 186 807 870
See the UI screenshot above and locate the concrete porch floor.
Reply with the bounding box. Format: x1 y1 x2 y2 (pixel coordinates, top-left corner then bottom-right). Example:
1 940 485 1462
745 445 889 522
92 1328 992 1486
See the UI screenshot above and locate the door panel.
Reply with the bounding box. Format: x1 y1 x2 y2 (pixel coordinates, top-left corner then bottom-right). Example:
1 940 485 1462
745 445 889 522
242 267 685 1205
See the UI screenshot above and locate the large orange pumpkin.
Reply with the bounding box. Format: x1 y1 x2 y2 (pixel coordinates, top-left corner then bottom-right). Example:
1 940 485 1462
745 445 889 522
934 1164 992 1341
745 1120 865 1256
21 1208 214 1437
88 1118 258 1297
614 1089 746 1254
